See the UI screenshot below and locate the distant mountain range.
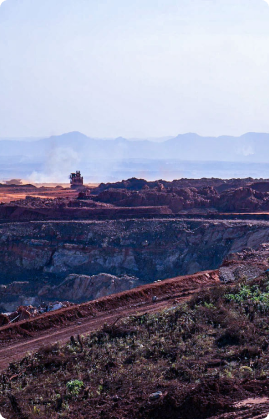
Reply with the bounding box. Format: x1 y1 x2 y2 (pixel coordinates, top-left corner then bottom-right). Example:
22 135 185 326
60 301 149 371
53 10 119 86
1 132 269 182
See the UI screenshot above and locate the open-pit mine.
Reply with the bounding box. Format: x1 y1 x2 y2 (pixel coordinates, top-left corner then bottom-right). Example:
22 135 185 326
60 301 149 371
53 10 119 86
2 177 269 418
1 177 269 311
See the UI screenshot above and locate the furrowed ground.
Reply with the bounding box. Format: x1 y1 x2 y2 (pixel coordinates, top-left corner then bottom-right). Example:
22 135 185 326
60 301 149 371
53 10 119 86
2 275 269 418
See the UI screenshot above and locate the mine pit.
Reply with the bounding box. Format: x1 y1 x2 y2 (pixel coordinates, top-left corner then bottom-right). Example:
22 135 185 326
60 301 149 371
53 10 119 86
2 178 269 418
1 218 269 312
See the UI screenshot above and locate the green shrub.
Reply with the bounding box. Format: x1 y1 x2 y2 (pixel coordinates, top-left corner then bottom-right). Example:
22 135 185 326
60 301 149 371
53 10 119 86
66 380 84 396
225 283 269 312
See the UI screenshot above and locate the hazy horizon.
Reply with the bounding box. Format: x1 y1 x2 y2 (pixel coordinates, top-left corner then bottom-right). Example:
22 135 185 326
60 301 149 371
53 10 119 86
3 130 269 142
2 1 269 181
1 0 269 138
2 131 269 183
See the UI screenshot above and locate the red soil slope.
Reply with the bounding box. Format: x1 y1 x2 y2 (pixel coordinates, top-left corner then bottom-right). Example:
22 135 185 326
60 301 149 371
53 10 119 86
0 270 219 371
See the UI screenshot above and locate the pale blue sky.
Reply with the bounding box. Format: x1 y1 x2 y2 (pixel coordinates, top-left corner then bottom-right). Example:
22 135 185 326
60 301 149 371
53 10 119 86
1 0 269 138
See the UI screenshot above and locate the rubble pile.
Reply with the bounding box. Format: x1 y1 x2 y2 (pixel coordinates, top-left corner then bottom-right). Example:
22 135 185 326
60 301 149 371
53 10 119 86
220 243 269 283
0 302 74 326
91 177 269 213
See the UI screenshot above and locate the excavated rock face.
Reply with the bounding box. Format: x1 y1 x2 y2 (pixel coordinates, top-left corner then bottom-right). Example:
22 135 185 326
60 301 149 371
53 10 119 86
1 219 269 286
1 219 269 309
39 273 141 302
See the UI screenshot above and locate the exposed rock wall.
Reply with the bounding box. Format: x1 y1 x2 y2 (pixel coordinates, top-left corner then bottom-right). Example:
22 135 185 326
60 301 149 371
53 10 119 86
1 219 269 286
39 273 141 302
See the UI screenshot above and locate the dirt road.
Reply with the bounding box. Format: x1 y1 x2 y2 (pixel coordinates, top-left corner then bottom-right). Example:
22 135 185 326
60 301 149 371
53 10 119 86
0 270 219 371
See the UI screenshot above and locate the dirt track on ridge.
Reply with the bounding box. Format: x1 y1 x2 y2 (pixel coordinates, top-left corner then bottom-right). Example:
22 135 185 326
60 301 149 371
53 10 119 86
0 270 220 371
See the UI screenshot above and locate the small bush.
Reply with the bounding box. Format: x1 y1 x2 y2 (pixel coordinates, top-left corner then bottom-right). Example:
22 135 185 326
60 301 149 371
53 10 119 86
66 380 84 397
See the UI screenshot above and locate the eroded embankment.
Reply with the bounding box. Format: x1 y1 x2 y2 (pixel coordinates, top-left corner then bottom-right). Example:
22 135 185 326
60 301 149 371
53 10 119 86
0 270 219 348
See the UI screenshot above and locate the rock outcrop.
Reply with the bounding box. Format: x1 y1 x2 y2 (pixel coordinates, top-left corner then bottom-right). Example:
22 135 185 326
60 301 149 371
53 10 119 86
39 273 141 302
1 218 269 310
1 219 269 285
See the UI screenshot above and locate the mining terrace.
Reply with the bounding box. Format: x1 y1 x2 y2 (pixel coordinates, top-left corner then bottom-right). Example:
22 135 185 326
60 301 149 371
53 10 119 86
2 177 269 418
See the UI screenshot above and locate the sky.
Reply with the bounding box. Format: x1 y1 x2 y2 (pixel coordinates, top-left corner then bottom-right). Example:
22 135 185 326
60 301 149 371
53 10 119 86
1 0 269 138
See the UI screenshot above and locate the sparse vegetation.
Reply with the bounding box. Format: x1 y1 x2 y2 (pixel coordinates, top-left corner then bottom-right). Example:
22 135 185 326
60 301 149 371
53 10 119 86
225 277 269 312
66 380 84 397
1 275 269 418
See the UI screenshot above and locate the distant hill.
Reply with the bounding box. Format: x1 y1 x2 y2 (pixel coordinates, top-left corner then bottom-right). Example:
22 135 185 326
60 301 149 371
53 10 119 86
1 131 269 161
1 131 269 182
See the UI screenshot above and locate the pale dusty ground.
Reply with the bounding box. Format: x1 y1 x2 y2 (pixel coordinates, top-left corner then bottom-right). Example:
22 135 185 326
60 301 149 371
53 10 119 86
235 397 269 408
0 183 99 204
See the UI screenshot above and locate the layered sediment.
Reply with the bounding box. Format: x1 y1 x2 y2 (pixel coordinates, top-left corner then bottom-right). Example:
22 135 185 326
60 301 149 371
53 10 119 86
1 218 269 293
